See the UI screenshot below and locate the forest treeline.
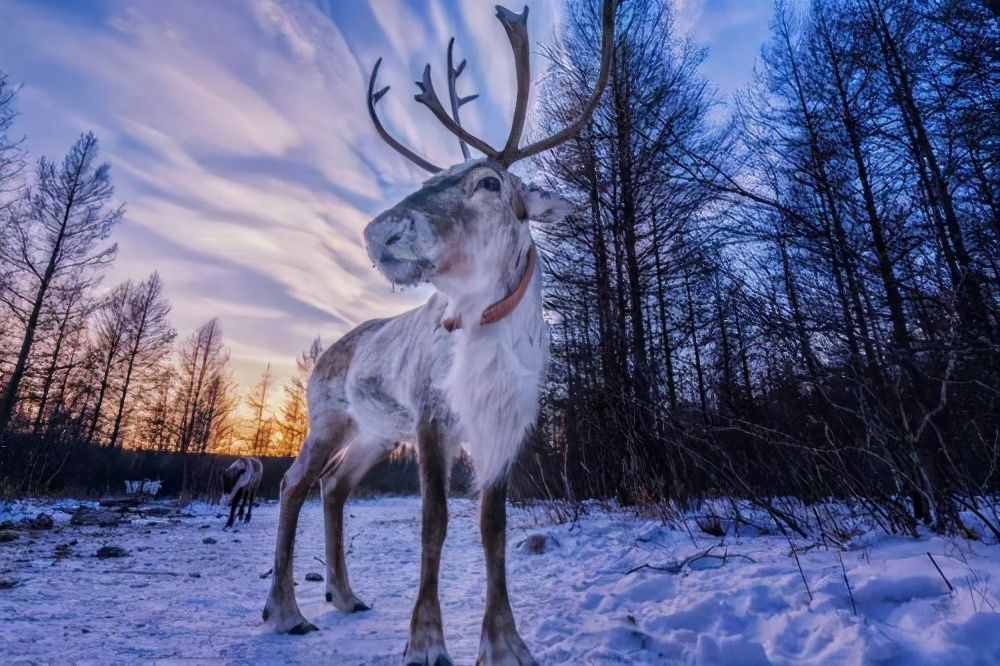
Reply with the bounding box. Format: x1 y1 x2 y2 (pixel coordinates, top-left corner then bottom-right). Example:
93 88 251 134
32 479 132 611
518 0 999 538
0 81 323 492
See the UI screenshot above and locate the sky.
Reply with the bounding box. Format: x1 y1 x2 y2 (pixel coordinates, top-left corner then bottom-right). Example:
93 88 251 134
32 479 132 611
0 0 771 407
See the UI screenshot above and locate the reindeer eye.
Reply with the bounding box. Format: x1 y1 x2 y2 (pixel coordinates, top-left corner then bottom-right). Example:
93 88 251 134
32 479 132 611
476 176 501 193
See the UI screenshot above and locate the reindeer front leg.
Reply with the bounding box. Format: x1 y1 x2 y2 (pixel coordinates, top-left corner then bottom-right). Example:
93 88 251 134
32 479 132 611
225 489 242 529
477 479 536 666
263 415 351 634
403 419 453 666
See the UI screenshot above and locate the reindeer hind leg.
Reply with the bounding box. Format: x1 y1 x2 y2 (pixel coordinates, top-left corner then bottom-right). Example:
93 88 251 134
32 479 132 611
263 412 355 634
237 488 248 522
320 437 396 612
245 487 255 524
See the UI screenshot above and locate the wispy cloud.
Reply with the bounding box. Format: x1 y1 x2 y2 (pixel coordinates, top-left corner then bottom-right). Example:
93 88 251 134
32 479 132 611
0 0 767 399
0 0 572 397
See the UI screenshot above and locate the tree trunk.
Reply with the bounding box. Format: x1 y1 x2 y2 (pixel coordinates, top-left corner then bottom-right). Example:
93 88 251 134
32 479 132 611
685 272 709 422
821 22 911 352
651 218 678 410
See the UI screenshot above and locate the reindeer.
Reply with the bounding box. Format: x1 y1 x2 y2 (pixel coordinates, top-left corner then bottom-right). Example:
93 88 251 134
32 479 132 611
222 456 263 528
262 3 615 664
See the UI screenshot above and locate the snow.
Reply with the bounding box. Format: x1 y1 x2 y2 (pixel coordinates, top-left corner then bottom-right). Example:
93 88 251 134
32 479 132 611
2 496 1000 664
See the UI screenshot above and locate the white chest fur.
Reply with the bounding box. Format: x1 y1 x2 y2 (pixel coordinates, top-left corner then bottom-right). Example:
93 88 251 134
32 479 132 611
443 266 548 487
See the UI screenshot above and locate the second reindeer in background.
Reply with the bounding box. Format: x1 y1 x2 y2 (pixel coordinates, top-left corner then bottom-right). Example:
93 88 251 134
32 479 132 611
222 456 263 528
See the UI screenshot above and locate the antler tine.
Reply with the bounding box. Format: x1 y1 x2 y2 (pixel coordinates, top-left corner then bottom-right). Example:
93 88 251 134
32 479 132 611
367 57 442 174
447 38 479 161
502 0 616 166
495 5 530 161
414 64 499 160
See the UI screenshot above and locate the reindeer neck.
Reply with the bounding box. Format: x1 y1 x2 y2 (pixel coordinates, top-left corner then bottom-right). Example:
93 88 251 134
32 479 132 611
437 240 541 335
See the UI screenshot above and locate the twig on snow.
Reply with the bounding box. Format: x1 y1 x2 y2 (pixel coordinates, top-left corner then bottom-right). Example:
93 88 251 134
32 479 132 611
622 545 755 576
789 541 813 602
347 531 361 556
927 552 954 593
838 551 856 615
624 562 682 576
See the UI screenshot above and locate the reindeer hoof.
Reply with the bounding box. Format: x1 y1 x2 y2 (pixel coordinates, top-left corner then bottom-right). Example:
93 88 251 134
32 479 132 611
476 629 537 666
326 591 371 613
402 638 452 666
289 621 319 635
262 596 316 634
406 659 452 666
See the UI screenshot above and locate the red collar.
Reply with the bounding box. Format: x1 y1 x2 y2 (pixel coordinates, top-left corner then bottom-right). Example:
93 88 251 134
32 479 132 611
441 246 536 333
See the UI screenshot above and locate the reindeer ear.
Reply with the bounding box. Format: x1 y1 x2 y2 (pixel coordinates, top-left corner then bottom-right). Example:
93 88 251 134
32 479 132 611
514 180 574 223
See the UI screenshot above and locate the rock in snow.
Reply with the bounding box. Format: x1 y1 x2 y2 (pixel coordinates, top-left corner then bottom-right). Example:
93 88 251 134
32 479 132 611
71 508 122 527
304 572 323 582
28 513 54 530
95 545 128 559
519 533 560 554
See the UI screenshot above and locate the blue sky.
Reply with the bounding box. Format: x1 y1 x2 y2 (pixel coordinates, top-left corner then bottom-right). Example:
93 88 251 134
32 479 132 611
0 0 771 399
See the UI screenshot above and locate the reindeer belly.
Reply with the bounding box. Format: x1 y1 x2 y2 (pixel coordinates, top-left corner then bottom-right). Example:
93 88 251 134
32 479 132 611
346 374 418 441
339 295 455 442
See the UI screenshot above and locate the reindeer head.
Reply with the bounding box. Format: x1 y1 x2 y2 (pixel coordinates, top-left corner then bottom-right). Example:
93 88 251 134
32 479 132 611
221 459 246 495
363 2 615 297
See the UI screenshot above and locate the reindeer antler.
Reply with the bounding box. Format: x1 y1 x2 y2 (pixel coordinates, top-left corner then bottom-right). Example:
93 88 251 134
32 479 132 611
366 0 616 170
367 58 441 173
447 38 479 160
495 6 531 160
414 64 498 159
498 0 616 165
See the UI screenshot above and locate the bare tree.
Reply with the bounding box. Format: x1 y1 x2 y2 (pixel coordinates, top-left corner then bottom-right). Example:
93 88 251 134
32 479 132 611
31 276 89 432
0 133 121 434
276 338 322 456
0 69 23 202
174 318 233 493
246 363 274 456
176 319 228 454
107 272 175 447
87 280 131 442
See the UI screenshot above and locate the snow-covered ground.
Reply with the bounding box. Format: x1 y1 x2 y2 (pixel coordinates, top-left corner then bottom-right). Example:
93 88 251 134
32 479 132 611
2 496 1000 665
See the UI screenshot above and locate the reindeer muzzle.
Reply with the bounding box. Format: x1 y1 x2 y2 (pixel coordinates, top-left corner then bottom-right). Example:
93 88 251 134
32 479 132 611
364 207 440 285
